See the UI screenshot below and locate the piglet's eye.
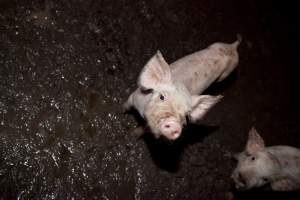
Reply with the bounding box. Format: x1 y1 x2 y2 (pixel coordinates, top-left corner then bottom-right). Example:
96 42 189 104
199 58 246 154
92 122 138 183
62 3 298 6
160 95 165 101
251 156 256 161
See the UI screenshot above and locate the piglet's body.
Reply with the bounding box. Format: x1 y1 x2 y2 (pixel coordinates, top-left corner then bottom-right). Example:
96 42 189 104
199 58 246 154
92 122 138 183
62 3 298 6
232 128 300 191
266 146 300 190
171 40 240 95
125 37 241 140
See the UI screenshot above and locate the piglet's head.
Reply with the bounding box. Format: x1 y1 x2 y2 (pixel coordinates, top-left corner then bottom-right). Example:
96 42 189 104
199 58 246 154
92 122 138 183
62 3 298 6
138 51 222 140
232 128 281 190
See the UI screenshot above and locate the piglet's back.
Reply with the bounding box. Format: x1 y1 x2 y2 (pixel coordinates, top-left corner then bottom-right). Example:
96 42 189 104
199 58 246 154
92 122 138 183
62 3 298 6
170 48 225 95
170 39 241 95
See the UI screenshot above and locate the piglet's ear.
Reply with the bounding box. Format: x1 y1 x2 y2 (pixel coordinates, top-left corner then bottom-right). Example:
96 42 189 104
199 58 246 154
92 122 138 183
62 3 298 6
138 51 172 89
246 127 265 154
189 95 223 122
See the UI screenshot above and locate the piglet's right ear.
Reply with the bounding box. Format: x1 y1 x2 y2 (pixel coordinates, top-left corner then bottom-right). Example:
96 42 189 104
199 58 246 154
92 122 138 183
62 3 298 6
138 51 172 89
246 127 265 154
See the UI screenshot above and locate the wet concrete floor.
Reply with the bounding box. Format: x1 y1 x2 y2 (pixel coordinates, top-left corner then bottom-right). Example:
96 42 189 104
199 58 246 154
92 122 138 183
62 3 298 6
0 0 300 199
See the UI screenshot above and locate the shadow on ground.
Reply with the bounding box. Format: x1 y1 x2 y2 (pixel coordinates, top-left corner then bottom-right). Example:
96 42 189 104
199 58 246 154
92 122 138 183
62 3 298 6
143 125 218 172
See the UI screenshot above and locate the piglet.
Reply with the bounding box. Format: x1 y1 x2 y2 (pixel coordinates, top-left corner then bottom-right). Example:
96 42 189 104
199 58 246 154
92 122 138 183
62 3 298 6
232 127 300 191
125 36 241 140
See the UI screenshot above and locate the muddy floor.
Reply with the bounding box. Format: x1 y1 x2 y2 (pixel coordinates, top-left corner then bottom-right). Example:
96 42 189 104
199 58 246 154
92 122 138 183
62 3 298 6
0 0 300 199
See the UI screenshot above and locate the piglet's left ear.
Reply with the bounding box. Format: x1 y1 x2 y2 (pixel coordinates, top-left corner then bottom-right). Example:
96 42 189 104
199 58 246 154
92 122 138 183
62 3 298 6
246 127 265 154
189 95 223 122
138 51 172 89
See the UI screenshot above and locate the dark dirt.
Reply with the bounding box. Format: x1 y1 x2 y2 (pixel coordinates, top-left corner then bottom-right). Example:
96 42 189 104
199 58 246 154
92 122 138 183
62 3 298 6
0 0 300 199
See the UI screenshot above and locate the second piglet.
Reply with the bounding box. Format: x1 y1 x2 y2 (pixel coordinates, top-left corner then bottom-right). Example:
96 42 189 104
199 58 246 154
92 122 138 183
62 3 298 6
125 36 241 140
232 128 300 191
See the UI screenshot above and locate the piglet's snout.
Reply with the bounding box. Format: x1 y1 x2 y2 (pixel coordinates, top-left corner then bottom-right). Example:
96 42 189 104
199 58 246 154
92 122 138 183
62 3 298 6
159 120 182 140
232 171 247 190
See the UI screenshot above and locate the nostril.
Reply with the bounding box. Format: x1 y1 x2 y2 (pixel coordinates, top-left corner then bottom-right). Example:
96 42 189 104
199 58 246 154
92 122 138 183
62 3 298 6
238 173 246 185
238 173 242 180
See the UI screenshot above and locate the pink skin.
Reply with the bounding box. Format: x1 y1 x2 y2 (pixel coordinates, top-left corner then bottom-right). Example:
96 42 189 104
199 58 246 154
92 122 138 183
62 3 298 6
125 36 241 140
